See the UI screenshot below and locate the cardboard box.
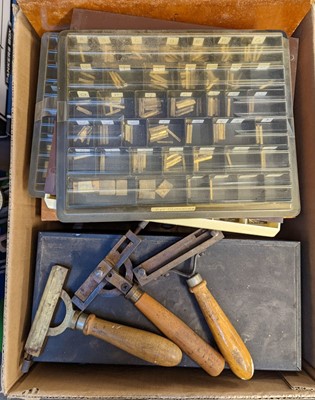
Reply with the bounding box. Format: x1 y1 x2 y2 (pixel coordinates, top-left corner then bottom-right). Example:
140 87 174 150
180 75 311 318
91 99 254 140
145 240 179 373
3 5 315 398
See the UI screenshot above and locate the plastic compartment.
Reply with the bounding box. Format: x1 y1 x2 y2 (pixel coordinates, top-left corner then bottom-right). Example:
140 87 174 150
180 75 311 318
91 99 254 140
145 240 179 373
29 32 59 197
185 118 213 146
56 31 299 221
148 119 185 146
224 88 287 117
136 176 187 204
135 91 167 118
168 90 205 117
123 119 147 146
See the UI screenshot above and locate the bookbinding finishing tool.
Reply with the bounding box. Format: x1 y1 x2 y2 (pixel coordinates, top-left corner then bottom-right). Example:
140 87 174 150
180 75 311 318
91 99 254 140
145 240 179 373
22 264 183 373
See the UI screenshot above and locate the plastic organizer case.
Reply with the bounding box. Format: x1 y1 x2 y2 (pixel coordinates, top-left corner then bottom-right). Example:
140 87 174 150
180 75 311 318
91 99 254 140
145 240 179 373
57 31 300 222
28 33 59 197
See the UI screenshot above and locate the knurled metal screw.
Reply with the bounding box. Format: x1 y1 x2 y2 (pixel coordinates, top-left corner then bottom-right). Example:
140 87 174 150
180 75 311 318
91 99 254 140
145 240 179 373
95 269 104 278
121 283 129 292
137 268 147 277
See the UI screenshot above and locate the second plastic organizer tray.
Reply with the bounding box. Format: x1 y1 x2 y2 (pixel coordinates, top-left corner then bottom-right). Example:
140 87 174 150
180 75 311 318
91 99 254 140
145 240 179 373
29 32 59 197
57 30 300 222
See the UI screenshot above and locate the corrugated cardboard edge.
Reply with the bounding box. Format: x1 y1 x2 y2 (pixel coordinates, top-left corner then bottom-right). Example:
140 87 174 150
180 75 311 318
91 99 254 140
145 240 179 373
1 10 41 394
281 370 315 391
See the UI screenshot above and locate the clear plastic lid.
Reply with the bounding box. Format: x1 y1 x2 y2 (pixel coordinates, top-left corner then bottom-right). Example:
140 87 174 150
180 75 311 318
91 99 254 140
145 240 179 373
56 30 300 222
28 32 59 197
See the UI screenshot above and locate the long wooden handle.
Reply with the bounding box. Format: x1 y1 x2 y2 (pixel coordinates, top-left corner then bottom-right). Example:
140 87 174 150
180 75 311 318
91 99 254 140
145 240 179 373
132 291 225 377
188 276 254 380
83 314 182 367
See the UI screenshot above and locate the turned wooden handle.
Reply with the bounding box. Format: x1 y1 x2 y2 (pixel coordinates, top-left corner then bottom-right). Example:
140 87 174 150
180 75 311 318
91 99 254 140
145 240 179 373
83 314 182 367
189 277 254 380
133 292 225 377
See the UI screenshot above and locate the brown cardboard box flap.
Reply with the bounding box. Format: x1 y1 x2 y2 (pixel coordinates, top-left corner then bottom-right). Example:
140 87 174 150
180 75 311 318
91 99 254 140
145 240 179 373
281 371 315 391
18 0 311 37
8 365 315 398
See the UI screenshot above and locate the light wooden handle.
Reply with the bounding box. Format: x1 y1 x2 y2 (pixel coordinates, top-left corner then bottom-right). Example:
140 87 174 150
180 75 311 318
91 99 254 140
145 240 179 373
189 278 254 380
83 314 182 367
133 292 225 377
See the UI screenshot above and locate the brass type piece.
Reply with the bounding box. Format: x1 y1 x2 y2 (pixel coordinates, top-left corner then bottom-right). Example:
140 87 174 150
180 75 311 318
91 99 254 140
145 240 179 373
213 123 226 143
170 98 196 117
194 149 213 172
149 71 169 89
132 150 147 173
180 69 196 89
226 151 232 166
256 123 264 144
207 96 219 116
149 124 181 144
139 179 156 200
109 71 127 88
102 96 126 116
116 180 128 196
164 151 184 171
99 125 109 145
76 105 93 116
149 125 169 143
138 96 162 118
124 124 134 144
206 70 219 90
78 71 96 84
156 179 174 198
73 179 128 196
209 177 213 200
77 126 92 144
186 123 193 144
248 98 255 114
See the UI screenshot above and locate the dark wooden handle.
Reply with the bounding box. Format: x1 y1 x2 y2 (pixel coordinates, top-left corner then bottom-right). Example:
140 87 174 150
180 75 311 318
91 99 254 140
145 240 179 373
83 314 182 367
190 280 254 380
133 292 225 377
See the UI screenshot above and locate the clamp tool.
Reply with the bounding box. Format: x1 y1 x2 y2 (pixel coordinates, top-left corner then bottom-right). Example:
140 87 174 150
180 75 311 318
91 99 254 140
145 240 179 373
72 224 225 377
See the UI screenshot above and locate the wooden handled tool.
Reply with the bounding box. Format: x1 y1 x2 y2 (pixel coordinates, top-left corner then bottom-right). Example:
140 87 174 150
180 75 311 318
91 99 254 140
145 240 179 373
22 265 182 373
74 311 182 367
127 287 225 377
133 229 254 379
187 273 254 380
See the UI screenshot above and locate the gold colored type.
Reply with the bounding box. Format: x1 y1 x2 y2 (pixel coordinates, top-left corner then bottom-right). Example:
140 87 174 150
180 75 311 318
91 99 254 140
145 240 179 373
164 152 184 171
186 123 193 144
194 149 213 172
149 71 169 89
225 151 232 166
180 69 196 89
99 125 109 145
149 124 181 144
206 70 219 90
124 124 134 144
132 151 147 173
78 71 95 84
221 45 231 62
138 97 162 118
213 123 226 143
248 98 255 114
76 105 93 116
256 123 264 144
101 96 126 116
139 179 156 200
77 126 92 144
209 177 213 200
207 97 219 116
170 98 196 117
109 71 127 88
156 179 174 198
244 45 263 63
73 179 128 196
